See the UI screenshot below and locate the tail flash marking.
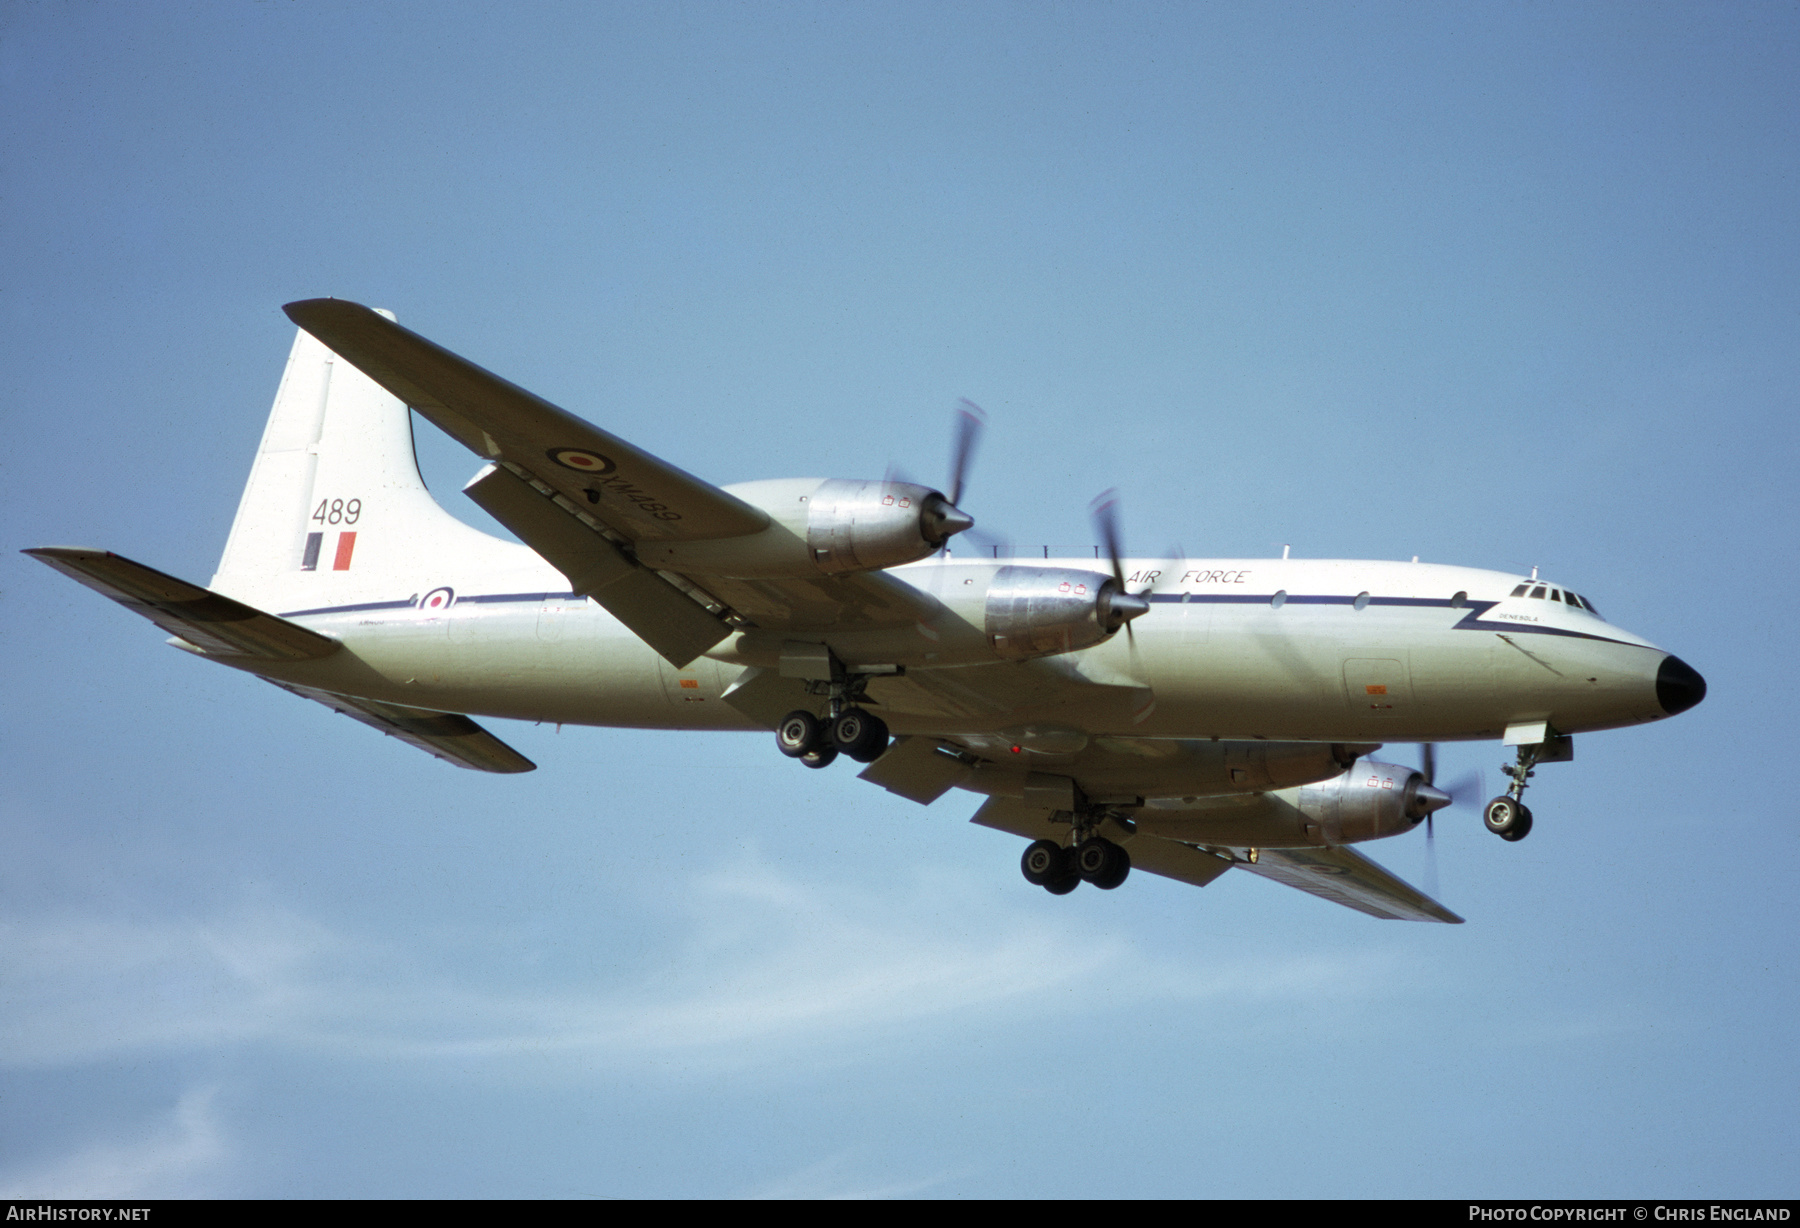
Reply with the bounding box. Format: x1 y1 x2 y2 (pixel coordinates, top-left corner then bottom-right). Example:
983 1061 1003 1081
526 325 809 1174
332 532 357 571
301 532 323 571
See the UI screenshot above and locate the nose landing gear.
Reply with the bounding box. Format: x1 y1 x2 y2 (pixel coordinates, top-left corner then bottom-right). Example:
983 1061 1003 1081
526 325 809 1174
1482 737 1568 841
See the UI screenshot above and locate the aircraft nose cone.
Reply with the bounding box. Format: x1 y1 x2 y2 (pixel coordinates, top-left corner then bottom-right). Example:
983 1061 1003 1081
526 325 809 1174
1656 654 1707 716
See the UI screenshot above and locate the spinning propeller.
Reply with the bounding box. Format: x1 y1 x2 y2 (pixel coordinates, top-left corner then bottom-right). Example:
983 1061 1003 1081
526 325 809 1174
1087 489 1157 638
946 398 983 510
1416 743 1484 899
890 399 985 554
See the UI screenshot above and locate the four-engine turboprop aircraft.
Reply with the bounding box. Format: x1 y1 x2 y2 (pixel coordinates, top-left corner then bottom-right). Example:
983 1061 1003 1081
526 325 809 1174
28 300 1708 924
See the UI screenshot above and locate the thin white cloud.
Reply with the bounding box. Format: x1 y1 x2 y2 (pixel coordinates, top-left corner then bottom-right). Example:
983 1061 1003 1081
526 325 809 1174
0 860 1407 1075
743 1149 961 1200
0 1086 226 1199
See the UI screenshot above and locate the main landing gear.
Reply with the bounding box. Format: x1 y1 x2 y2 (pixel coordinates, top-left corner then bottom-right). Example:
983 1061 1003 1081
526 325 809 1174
1020 809 1132 895
773 651 891 770
776 706 890 767
1483 743 1544 841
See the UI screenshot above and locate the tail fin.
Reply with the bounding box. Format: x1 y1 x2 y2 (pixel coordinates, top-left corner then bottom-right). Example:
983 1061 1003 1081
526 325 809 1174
213 317 523 605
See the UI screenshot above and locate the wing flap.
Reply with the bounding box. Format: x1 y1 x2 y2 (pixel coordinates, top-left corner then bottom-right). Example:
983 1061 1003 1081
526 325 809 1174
857 736 975 804
282 298 769 544
25 548 339 661
1226 844 1463 923
268 680 536 773
463 463 730 666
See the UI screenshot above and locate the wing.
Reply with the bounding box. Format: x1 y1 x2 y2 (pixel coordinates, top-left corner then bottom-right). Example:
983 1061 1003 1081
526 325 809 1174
267 680 535 774
283 299 948 667
281 299 769 544
1223 844 1463 923
25 548 339 660
968 796 1461 922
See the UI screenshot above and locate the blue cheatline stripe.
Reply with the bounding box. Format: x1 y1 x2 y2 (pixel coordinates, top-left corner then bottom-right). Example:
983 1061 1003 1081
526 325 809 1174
1146 592 1642 647
278 588 1646 649
1148 592 1463 608
459 591 579 605
279 591 580 617
279 597 418 617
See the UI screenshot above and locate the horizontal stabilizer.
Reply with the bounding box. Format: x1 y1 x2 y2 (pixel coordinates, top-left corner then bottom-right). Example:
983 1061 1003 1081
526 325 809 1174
268 680 536 773
26 548 339 660
1228 844 1463 923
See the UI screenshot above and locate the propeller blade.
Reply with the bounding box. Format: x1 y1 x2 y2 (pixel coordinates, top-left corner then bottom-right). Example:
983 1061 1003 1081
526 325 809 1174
947 399 985 508
1424 813 1439 900
1440 769 1483 809
1134 545 1186 598
1420 742 1438 786
1089 489 1128 591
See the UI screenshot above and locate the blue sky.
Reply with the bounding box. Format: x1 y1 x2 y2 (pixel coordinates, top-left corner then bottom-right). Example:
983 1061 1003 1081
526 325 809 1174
2 2 1795 1198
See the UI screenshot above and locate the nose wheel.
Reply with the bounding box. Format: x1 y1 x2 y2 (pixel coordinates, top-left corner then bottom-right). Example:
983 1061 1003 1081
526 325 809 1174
1483 796 1533 841
1485 741 1551 840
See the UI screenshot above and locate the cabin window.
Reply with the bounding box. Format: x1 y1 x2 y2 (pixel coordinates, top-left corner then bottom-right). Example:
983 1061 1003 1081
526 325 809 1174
1353 591 1370 611
1530 586 1547 599
1450 590 1468 609
1270 590 1287 609
1510 583 1529 597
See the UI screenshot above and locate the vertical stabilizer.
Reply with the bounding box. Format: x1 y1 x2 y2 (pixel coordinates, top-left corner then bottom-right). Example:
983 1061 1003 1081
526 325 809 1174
213 317 528 606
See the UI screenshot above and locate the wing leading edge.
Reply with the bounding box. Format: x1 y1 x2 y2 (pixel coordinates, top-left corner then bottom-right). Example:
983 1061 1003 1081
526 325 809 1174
281 298 770 544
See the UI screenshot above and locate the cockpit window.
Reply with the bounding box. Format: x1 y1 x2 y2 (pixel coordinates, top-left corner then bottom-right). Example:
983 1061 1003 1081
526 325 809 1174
1550 589 1563 602
1580 594 1603 619
1450 590 1468 608
1510 583 1529 597
1530 585 1547 599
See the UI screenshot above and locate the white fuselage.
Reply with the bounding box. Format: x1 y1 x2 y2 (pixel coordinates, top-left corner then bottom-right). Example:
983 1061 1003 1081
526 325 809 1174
218 547 1673 747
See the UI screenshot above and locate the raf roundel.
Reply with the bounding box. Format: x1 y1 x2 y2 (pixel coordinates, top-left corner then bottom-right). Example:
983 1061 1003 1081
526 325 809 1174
548 447 617 476
419 586 455 613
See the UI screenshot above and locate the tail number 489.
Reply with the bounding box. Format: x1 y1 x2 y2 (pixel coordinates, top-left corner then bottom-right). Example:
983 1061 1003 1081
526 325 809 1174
312 498 361 525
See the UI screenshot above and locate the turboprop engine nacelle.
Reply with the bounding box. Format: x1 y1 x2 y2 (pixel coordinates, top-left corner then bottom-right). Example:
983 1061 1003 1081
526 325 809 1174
1288 756 1447 844
984 565 1148 660
639 477 973 578
1133 756 1449 849
803 478 972 575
